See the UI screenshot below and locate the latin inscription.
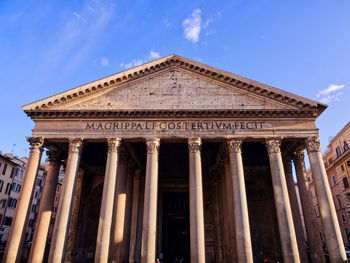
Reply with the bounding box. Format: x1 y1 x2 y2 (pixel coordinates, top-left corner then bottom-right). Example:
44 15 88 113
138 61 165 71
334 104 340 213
86 121 264 132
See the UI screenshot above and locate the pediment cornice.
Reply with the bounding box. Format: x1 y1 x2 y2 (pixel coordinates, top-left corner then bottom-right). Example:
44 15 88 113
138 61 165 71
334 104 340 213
26 109 317 119
22 55 326 117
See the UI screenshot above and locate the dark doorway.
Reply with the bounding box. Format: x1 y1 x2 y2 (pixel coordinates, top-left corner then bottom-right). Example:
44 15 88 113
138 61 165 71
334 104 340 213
162 192 190 263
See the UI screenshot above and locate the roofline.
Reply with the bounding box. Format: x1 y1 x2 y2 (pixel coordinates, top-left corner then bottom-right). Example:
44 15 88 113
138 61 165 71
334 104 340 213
327 120 350 148
22 54 327 116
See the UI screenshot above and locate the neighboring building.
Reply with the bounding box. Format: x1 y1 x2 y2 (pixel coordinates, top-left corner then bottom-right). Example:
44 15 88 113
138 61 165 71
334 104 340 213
0 153 20 245
309 121 350 244
0 153 47 249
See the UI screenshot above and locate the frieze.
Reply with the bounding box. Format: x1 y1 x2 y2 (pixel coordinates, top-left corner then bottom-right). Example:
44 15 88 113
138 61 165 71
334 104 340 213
86 120 263 132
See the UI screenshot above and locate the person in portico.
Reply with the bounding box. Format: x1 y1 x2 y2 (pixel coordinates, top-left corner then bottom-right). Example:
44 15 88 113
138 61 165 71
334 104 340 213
3 55 348 263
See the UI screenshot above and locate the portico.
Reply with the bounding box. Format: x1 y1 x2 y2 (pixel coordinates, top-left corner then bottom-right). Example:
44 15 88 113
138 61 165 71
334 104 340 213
4 55 348 262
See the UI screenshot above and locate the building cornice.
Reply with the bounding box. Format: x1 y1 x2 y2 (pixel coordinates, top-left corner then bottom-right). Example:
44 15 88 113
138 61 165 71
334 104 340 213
25 109 317 120
22 55 327 117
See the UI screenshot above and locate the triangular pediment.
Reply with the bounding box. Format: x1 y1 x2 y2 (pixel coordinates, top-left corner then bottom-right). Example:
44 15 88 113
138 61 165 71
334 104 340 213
61 69 295 111
22 55 326 116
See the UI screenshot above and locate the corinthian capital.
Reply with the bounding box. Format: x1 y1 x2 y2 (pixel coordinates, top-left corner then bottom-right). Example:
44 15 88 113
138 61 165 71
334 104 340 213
293 146 305 161
266 137 282 154
47 148 60 164
227 138 243 153
26 137 44 153
188 138 201 153
68 138 83 154
107 138 121 153
306 137 321 153
146 138 160 154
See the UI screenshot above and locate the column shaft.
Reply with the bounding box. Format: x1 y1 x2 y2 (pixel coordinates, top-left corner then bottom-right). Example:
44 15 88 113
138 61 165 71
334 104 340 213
266 138 300 263
48 138 83 263
28 149 60 263
188 138 206 263
3 137 44 263
129 171 141 263
141 139 160 263
293 148 326 263
223 164 236 262
228 138 253 263
284 157 309 263
306 137 347 263
110 163 128 261
95 138 121 263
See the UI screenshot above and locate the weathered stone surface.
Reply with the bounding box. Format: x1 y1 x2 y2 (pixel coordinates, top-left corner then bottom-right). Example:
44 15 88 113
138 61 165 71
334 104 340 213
64 70 293 111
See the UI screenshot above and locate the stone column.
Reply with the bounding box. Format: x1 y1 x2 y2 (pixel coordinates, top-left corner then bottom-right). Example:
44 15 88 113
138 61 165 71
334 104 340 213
283 156 309 263
227 138 253 263
306 136 347 263
129 171 141 263
3 137 44 263
223 164 236 262
266 138 300 263
48 138 83 263
65 168 84 263
95 138 121 263
28 148 60 263
188 138 206 263
293 147 326 263
141 138 160 263
110 157 128 261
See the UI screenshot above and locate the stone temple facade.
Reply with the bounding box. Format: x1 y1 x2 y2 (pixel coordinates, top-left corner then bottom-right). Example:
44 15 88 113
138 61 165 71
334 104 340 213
2 55 348 263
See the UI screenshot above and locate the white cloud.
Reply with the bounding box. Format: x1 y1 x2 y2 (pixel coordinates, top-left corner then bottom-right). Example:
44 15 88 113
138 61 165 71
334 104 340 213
316 84 345 104
120 51 161 69
149 51 160 60
320 92 343 104
182 9 202 43
100 57 109 66
203 18 213 29
317 84 345 98
73 12 87 23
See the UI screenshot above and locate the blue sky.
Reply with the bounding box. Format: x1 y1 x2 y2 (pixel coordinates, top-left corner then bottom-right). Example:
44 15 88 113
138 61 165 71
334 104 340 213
0 0 349 158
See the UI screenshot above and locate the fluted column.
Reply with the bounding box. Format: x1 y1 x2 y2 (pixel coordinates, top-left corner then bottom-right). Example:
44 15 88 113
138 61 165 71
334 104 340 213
266 138 300 263
293 147 326 263
228 138 253 263
188 138 206 263
306 136 347 263
28 148 61 263
48 138 83 263
95 138 121 263
141 138 160 263
3 137 44 263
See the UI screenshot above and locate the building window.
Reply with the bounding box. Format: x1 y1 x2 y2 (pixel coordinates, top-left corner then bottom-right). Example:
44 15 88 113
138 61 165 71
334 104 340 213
333 175 336 185
16 184 21 192
36 178 42 186
5 183 11 194
10 167 15 178
344 141 349 151
324 162 328 168
343 177 350 188
34 191 38 198
347 160 350 167
0 162 2 170
346 228 350 236
336 147 342 157
337 196 342 209
2 164 7 175
329 158 333 164
3 217 12 226
0 180 3 192
342 215 346 222
341 165 345 171
18 170 24 179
